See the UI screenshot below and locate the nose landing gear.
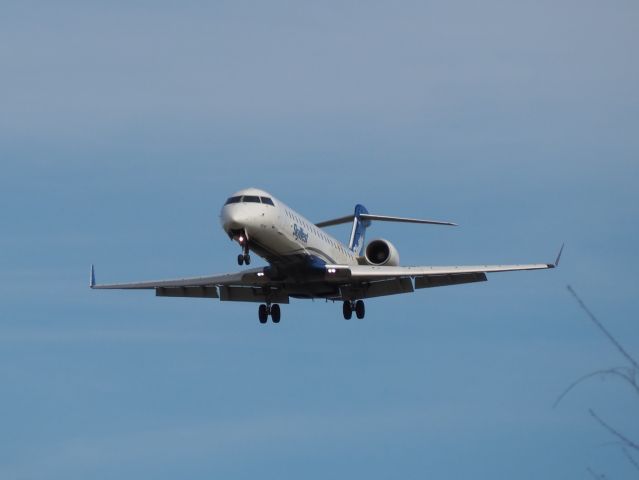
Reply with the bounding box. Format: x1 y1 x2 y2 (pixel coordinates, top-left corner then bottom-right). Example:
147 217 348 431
234 230 251 266
258 303 281 324
342 300 365 320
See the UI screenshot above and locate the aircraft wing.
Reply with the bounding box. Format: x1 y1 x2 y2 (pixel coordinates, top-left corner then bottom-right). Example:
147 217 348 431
322 246 563 299
91 246 562 303
89 265 290 303
326 261 556 281
90 266 264 289
320 263 554 300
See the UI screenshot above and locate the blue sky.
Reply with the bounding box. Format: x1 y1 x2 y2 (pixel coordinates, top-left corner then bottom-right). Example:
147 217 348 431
1 1 638 478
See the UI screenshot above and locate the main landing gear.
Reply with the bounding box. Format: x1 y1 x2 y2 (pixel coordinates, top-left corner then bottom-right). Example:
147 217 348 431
343 300 365 320
258 303 281 324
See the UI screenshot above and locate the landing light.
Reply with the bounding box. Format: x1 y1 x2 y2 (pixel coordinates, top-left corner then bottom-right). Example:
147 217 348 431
327 268 337 274
238 236 245 243
257 272 265 277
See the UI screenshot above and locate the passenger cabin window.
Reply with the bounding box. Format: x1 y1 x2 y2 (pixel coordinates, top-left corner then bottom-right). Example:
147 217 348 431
243 195 260 203
225 196 242 205
260 196 274 206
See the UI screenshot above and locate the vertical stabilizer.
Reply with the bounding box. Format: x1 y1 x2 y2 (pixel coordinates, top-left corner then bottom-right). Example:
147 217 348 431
348 204 371 254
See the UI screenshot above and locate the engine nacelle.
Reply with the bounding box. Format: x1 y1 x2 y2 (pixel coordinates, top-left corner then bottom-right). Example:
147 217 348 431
364 239 400 266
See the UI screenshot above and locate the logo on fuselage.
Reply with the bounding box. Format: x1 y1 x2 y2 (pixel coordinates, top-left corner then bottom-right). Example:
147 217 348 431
293 224 309 243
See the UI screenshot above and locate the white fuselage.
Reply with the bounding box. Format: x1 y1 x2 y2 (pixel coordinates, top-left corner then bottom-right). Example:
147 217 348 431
220 188 358 267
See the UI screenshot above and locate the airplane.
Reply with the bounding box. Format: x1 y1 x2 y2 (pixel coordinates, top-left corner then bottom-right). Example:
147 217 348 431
90 187 563 323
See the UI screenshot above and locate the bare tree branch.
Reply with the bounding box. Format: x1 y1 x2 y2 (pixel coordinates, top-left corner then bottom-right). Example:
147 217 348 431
567 285 639 369
554 367 639 408
562 287 639 475
622 447 639 472
589 408 639 452
587 466 607 479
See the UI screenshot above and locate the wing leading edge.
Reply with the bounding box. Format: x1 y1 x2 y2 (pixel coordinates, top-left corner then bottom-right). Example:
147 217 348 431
325 261 556 282
89 245 562 302
324 244 563 283
89 265 264 289
89 265 289 303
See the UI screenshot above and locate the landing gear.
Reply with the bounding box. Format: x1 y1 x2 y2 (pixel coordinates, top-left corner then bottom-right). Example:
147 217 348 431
343 300 365 320
258 303 280 324
343 301 352 320
258 304 268 324
271 304 281 323
234 230 251 266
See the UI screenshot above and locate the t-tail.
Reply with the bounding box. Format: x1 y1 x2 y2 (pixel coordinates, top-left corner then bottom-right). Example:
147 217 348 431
315 206 458 255
348 204 372 254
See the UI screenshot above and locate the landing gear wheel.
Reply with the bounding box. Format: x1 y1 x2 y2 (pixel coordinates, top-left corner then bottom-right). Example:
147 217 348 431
244 254 251 265
355 300 365 319
238 254 245 266
271 304 281 323
258 304 268 324
342 301 353 320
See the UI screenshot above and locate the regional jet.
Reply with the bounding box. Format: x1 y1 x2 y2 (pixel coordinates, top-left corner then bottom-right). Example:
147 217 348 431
91 187 562 323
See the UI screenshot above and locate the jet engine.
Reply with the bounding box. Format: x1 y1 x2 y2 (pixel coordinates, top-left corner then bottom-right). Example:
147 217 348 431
364 239 400 266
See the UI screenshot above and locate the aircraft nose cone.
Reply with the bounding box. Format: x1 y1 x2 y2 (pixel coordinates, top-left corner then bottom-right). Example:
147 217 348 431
220 206 246 232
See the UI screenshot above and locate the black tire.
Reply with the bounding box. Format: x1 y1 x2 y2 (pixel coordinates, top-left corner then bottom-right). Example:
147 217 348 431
355 300 365 319
244 254 251 265
342 301 352 320
258 304 268 324
237 254 245 266
271 304 281 323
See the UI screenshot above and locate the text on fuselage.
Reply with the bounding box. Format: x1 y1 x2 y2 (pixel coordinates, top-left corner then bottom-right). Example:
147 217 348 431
293 224 309 243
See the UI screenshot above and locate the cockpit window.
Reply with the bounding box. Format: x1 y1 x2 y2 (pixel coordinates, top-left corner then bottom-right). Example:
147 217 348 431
225 196 242 205
226 195 273 205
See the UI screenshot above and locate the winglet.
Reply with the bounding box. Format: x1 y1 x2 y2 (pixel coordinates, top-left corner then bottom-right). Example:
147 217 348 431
90 264 96 288
548 244 564 268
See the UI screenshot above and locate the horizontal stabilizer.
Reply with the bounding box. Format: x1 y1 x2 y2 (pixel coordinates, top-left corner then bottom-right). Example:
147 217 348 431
360 214 457 226
316 214 457 228
315 215 354 228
